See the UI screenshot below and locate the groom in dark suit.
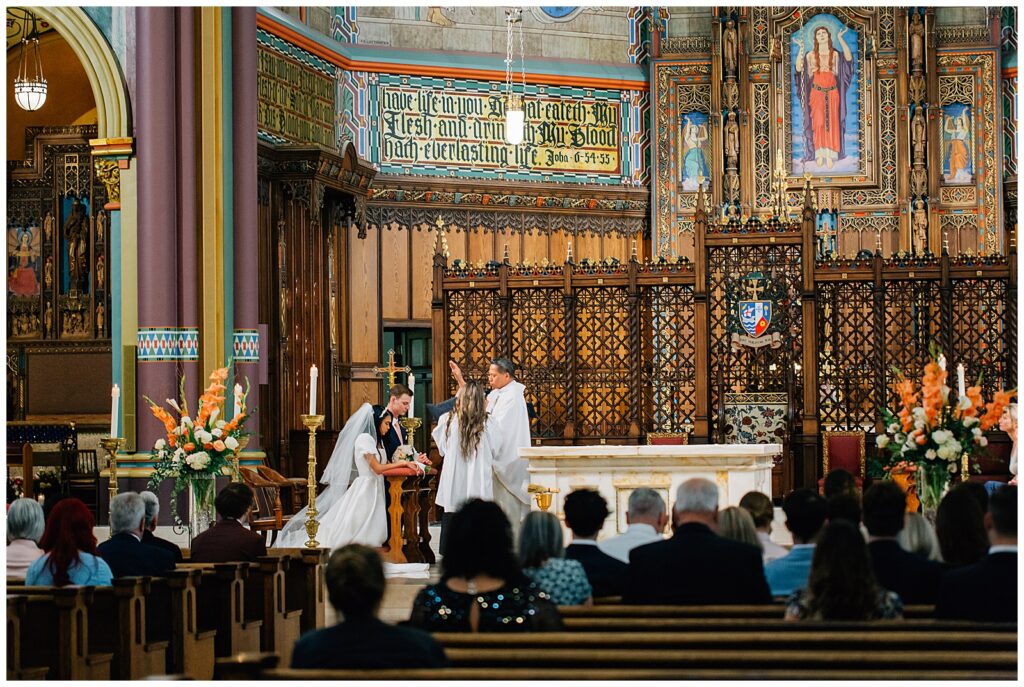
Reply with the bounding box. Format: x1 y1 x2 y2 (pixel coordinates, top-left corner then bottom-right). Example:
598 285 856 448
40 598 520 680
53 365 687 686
623 477 772 605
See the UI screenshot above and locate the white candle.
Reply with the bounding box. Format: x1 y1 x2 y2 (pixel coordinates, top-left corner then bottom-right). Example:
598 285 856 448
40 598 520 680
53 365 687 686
233 383 243 418
110 385 120 438
309 365 318 416
407 373 415 418
938 354 947 371
957 364 966 399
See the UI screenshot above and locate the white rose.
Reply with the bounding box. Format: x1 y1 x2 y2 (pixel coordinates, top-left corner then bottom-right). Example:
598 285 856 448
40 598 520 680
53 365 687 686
211 428 223 438
888 423 900 434
936 445 954 461
914 419 925 431
224 436 239 451
978 436 988 447
931 430 953 445
972 427 982 438
925 449 937 460
963 416 979 427
154 438 166 451
216 420 226 429
875 435 890 448
912 408 927 422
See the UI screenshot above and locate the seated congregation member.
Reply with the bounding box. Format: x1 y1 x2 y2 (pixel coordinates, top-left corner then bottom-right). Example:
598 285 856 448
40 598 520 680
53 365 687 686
827 491 863 528
190 483 267 563
936 486 1017 622
408 499 562 632
822 468 858 498
26 498 113 586
739 491 788 562
7 497 45 579
139 491 183 563
785 520 903 621
563 488 627 598
765 489 827 597
623 478 772 605
98 492 176 577
863 481 945 604
718 506 761 549
519 511 592 606
291 544 448 669
935 483 989 566
897 511 941 561
598 488 667 564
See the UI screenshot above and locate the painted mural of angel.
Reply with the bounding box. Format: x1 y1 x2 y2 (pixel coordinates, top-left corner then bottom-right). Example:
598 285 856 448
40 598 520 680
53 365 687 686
8 225 40 297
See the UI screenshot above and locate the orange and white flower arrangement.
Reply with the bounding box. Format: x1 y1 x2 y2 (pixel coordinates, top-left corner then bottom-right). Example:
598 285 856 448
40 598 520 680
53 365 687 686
145 365 252 526
876 344 1014 511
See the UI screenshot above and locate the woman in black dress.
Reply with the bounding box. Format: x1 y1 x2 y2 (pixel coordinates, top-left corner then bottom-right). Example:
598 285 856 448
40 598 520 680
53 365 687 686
407 499 563 632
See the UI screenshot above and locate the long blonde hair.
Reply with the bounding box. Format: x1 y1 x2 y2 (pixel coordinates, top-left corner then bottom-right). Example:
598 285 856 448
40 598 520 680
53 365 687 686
447 380 488 459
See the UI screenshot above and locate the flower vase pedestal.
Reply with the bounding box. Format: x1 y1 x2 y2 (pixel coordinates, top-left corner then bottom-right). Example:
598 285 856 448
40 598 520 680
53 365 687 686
189 475 217 538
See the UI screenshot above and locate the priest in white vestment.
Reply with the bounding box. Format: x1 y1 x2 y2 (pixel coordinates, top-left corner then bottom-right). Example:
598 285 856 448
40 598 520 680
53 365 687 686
441 358 532 535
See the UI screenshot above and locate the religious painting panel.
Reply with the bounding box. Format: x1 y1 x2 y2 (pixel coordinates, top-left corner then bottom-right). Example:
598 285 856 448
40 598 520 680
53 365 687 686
510 288 569 439
816 281 877 431
789 14 862 176
678 111 711 191
815 210 838 259
640 284 696 433
941 103 974 185
575 287 632 438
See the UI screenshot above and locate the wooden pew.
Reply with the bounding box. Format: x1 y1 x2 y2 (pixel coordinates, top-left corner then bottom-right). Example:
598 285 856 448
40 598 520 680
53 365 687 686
182 562 264 659
561 617 1015 633
150 570 218 679
10 587 114 679
6 596 49 679
248 555 304 666
266 547 328 634
560 603 936 619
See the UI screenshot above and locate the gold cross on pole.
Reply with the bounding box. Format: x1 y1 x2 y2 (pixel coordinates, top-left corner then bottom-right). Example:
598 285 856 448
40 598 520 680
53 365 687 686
372 349 411 388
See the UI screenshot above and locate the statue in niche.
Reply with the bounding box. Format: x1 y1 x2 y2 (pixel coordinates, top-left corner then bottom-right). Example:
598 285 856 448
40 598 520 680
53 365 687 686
909 11 925 71
96 303 105 335
722 19 738 75
96 255 105 291
44 303 52 336
911 107 927 165
96 211 106 244
43 213 54 243
44 255 53 290
724 111 740 169
912 199 928 254
63 198 89 294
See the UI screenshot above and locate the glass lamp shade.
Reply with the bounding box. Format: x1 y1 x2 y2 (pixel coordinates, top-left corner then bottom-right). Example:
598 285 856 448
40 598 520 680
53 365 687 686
505 108 525 145
14 78 47 111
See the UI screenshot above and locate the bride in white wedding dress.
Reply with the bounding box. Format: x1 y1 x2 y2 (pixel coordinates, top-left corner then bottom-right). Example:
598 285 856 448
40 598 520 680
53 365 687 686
274 404 429 555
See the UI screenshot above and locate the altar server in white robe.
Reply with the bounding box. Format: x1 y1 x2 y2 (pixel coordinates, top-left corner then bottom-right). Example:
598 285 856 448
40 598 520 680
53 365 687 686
443 358 532 538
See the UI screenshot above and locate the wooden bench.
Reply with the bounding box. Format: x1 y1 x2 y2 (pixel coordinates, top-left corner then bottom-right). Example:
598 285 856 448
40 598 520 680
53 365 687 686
152 570 218 679
560 603 936 619
6 596 49 679
180 562 264 659
560 616 1015 632
8 587 114 679
270 547 328 634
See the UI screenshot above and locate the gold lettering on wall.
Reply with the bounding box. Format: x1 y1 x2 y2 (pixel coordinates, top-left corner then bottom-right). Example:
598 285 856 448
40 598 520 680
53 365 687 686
257 48 336 148
378 87 620 174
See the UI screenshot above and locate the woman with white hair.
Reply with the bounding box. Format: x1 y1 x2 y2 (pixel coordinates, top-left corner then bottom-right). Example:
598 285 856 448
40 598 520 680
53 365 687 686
7 497 45 579
519 511 592 606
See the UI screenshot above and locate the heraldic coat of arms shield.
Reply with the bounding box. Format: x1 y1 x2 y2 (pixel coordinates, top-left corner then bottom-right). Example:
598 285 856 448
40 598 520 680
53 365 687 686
729 271 785 349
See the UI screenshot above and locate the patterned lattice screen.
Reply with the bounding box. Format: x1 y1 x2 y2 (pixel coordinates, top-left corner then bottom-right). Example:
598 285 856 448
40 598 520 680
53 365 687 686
641 284 696 431
575 288 633 438
883 279 942 409
817 281 878 430
951 278 1013 398
510 288 570 439
445 289 502 396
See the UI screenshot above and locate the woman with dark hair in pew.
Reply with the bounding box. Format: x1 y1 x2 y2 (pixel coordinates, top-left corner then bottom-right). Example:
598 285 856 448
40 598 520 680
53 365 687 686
784 519 903 621
290 544 448 669
25 497 113 586
408 499 563 632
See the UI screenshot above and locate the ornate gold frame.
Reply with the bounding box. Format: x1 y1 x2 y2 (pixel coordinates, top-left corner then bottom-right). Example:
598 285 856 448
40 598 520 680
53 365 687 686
821 429 866 478
645 430 691 445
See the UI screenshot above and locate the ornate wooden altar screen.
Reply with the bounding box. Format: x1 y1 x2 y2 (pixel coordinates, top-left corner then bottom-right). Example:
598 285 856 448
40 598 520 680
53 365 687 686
432 185 1016 493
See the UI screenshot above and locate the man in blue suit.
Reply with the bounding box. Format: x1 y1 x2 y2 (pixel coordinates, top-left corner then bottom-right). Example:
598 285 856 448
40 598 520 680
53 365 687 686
98 492 176 578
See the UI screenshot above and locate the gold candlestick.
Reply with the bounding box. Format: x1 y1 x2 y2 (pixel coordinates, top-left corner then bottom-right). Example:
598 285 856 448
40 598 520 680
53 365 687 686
100 437 124 535
300 414 324 548
231 434 251 483
398 416 423 453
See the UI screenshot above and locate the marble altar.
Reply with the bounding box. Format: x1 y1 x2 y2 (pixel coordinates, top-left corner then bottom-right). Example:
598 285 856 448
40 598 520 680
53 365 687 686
523 444 780 540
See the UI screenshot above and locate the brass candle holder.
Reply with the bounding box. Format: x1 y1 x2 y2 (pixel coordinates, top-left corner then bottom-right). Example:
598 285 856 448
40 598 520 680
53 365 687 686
398 416 423 453
300 414 324 548
100 437 125 535
231 434 251 483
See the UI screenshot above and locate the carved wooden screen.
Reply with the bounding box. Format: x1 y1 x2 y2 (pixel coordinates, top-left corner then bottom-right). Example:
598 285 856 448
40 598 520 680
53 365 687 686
951 277 1013 398
706 245 804 438
640 284 697 432
817 281 879 430
883 279 941 409
510 287 569 439
445 287 502 396
575 287 633 438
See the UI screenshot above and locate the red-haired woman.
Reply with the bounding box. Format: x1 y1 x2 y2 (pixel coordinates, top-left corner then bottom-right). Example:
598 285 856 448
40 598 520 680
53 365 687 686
25 498 113 586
